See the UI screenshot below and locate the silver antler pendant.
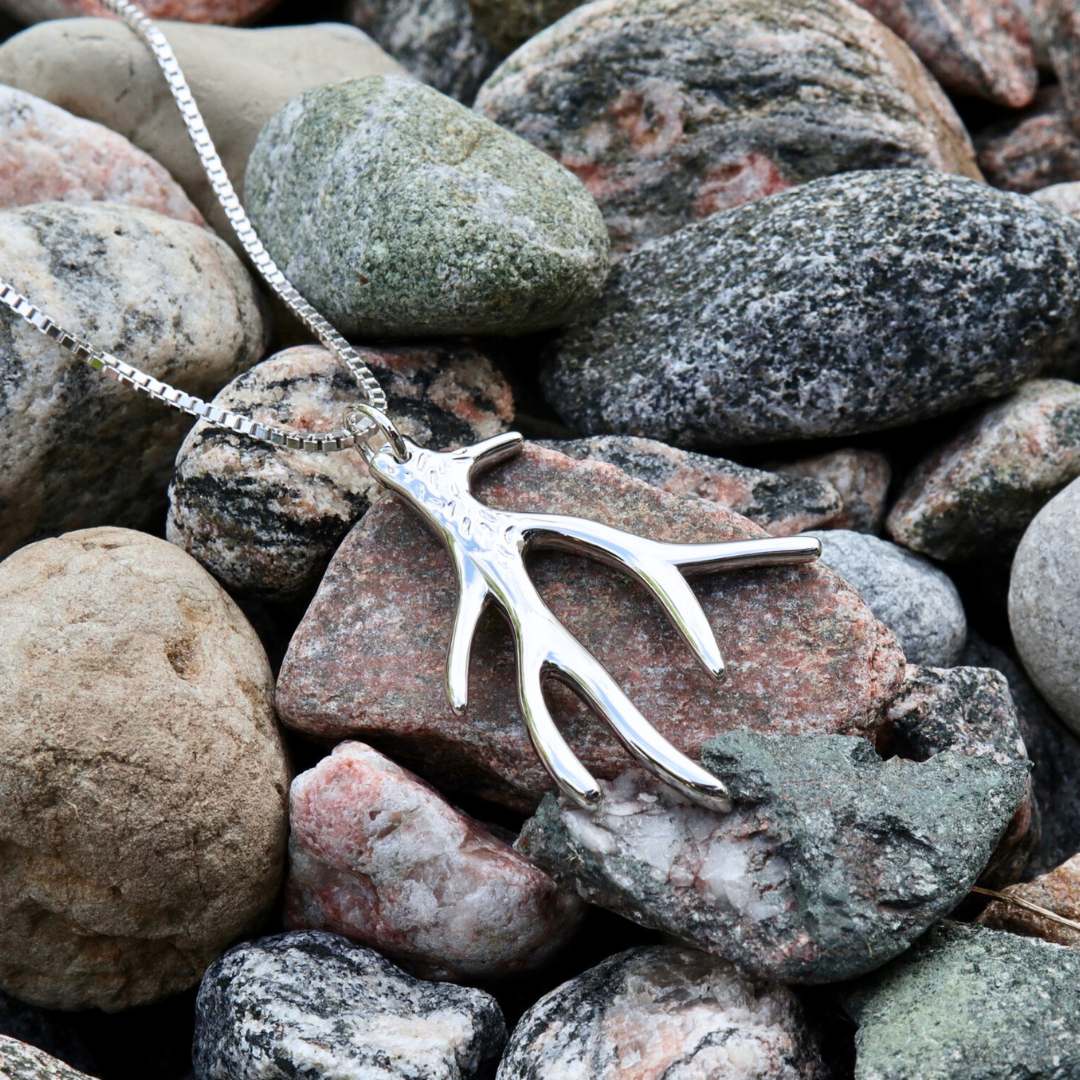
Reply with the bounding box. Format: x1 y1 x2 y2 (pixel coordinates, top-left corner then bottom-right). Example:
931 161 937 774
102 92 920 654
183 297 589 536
360 424 821 811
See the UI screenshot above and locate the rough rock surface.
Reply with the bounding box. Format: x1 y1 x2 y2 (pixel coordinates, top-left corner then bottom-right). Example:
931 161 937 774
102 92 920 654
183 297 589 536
843 922 1080 1080
0 19 403 237
287 742 584 980
854 0 1037 106
476 0 979 254
884 664 1035 883
0 992 96 1076
193 931 506 1080
810 530 966 666
544 435 844 535
888 379 1080 563
1043 0 1080 130
0 528 289 1011
168 344 513 600
0 86 201 223
977 853 1080 946
468 0 582 52
0 201 267 558
1010 478 1080 734
518 732 1027 983
246 75 609 339
1034 178 1080 216
0 0 281 24
543 171 1080 447
276 444 906 811
346 0 501 102
779 449 892 533
0 1038 93 1080
496 945 829 1080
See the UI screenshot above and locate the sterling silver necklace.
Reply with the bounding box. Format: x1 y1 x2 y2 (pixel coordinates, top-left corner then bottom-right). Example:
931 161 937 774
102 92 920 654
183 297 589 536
0 0 821 811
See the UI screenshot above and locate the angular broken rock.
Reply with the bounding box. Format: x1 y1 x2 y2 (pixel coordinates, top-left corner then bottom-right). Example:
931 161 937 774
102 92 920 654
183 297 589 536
977 853 1080 947
475 0 978 253
778 449 892 534
543 435 844 535
168 344 513 600
496 946 829 1080
286 742 584 980
887 379 1080 563
276 444 906 811
516 731 1027 983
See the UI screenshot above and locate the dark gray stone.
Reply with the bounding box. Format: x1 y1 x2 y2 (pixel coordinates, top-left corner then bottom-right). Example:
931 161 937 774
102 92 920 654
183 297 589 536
516 731 1027 983
542 170 1080 447
843 922 1080 1080
193 931 506 1080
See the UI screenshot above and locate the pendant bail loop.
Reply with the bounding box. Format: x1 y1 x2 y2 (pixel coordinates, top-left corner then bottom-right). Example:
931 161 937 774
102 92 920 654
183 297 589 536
348 404 410 464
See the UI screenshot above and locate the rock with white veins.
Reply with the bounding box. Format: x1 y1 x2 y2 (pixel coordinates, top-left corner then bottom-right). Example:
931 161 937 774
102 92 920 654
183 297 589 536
168 344 513 600
193 931 507 1080
0 201 267 560
496 946 829 1080
286 742 584 980
517 732 1027 983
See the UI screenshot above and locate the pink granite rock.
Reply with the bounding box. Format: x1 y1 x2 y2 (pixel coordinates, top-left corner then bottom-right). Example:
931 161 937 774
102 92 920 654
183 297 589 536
854 0 1037 107
0 86 202 224
276 444 906 811
976 852 1080 946
1034 179 1080 216
0 0 280 25
778 448 893 534
286 742 584 980
977 87 1080 191
1041 0 1080 130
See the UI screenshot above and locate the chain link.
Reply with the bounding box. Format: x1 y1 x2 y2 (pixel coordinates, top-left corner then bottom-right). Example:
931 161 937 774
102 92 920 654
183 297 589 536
0 0 390 453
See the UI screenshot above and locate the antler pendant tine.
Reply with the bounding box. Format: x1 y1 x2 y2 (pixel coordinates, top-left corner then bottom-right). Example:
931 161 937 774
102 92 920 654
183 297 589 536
445 556 488 715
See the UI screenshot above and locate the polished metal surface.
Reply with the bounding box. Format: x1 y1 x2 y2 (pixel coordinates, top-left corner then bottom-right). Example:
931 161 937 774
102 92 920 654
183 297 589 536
363 431 822 810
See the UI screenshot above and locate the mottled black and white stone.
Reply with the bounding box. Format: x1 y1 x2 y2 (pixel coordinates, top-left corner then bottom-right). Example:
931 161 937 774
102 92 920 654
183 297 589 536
193 932 506 1080
345 0 501 102
245 75 609 340
0 1037 94 1080
542 435 843 535
0 992 95 1076
517 731 1027 983
496 946 829 1080
543 171 1080 447
843 922 1080 1080
809 530 966 666
168 344 513 600
475 0 978 253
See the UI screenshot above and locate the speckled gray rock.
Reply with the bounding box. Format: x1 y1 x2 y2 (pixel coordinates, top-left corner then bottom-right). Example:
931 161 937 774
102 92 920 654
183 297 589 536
0 1038 93 1080
888 379 1080 564
778 449 892 534
496 946 828 1080
843 922 1080 1080
544 171 1080 447
1034 179 1080 217
245 75 609 339
475 0 979 254
168 344 513 600
0 201 267 559
809 530 966 666
1010 478 1080 735
468 0 582 52
963 634 1080 877
517 732 1027 983
193 932 506 1080
346 0 502 102
0 528 289 1011
0 19 403 239
543 435 843 535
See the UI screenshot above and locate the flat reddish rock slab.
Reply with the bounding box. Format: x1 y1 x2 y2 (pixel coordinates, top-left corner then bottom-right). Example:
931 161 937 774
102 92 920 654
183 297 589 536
277 445 906 811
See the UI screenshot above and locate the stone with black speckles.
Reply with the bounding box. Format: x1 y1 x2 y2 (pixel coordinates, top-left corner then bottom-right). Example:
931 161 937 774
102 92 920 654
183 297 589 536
778 449 892 534
853 0 1037 107
0 1037 94 1080
0 201 267 560
0 991 96 1076
543 170 1080 447
467 0 582 52
496 945 829 1080
192 931 506 1080
474 0 979 254
541 435 844 536
276 443 906 812
167 344 513 601
345 0 502 103
809 530 966 666
842 922 1080 1079
245 75 609 339
516 731 1027 983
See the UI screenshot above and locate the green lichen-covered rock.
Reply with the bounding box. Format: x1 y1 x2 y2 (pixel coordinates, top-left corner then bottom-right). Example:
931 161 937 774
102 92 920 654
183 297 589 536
245 74 610 339
844 922 1080 1079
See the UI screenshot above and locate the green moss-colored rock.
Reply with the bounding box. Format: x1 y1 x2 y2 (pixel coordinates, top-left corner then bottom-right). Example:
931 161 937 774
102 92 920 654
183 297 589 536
245 74 610 339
